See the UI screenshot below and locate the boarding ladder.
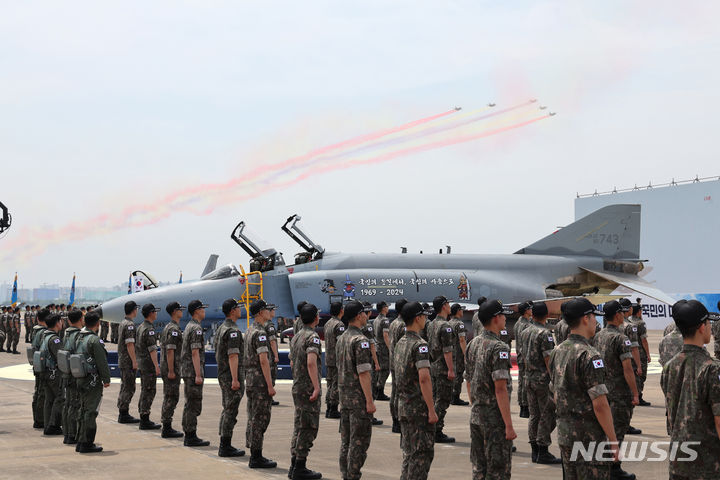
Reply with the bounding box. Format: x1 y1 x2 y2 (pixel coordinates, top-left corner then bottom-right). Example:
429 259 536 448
239 264 264 328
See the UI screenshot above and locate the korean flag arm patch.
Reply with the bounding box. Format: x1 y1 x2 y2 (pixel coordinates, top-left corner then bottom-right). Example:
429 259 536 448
149 331 155 336
548 336 554 342
593 359 605 369
339 326 345 331
128 325 134 330
499 351 509 359
360 341 370 349
230 332 238 338
313 337 320 344
259 335 267 342
196 330 202 335
171 331 178 337
54 338 61 344
500 330 507 335
419 345 429 354
624 339 631 346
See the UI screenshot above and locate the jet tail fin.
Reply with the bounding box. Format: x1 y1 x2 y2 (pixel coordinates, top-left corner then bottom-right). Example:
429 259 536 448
515 204 641 259
201 254 219 277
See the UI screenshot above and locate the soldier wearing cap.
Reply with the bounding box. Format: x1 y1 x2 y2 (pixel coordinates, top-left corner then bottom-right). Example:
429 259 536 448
513 301 533 418
524 302 562 465
394 301 438 479
31 308 49 428
427 295 456 443
215 298 245 457
336 300 376 480
0 306 6 352
117 300 141 424
661 299 720 479
549 298 618 479
245 299 278 468
136 303 162 430
388 298 408 433
181 300 210 447
288 303 323 480
24 305 32 343
465 300 516 479
554 302 570 344
41 314 65 436
61 309 84 445
373 301 391 401
7 306 20 353
361 302 383 426
448 303 468 406
159 302 185 438
629 303 651 407
618 298 643 436
324 301 345 419
713 300 720 360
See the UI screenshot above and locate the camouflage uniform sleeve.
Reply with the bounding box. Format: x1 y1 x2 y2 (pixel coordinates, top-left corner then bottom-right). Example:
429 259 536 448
617 334 633 361
456 321 467 338
306 333 321 356
540 330 555 358
146 327 157 352
265 323 277 342
582 351 609 400
334 322 346 338
464 340 475 382
439 325 454 353
414 341 431 370
190 326 204 351
123 323 135 344
637 321 647 340
365 326 377 345
49 335 62 357
166 326 181 350
227 330 242 355
354 337 373 373
253 330 269 354
704 361 720 417
626 324 640 348
490 343 511 382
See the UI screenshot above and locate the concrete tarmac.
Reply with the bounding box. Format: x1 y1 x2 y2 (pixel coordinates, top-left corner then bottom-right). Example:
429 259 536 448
0 332 675 479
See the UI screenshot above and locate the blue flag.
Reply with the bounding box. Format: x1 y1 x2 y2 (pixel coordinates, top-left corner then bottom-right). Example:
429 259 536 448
11 273 17 307
69 274 76 306
128 273 132 294
179 271 183 284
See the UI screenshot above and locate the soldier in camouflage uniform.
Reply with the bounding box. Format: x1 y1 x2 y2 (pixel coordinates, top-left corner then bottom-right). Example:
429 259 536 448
524 302 562 464
513 301 533 418
244 299 278 468
110 321 119 344
181 300 210 447
593 300 639 480
41 314 65 435
394 301 437 480
74 312 111 453
264 307 280 406
24 306 32 343
323 301 345 419
428 295 456 443
214 299 245 457
471 297 488 337
8 307 20 354
99 320 109 343
288 303 323 480
360 304 383 427
618 298 642 436
630 304 651 406
659 327 683 366
117 300 140 424
548 298 617 480
388 298 408 433
466 300 516 480
159 302 184 438
373 301 391 401
713 300 720 360
31 308 49 428
448 303 468 406
554 311 570 345
0 306 6 352
336 300 376 480
661 299 720 479
293 301 307 335
135 304 162 430
61 310 84 444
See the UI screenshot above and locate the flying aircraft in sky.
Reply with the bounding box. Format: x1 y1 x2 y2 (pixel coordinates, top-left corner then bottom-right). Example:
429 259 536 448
96 205 673 332
454 106 462 111
487 103 496 107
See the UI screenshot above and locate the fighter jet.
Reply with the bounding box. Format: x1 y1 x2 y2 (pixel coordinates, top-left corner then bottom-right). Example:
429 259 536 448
487 103 496 107
0 201 11 236
549 112 556 116
539 106 547 110
96 205 674 331
454 106 462 111
530 98 538 103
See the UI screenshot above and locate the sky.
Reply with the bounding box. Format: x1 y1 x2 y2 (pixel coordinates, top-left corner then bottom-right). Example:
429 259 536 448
1 1 719 289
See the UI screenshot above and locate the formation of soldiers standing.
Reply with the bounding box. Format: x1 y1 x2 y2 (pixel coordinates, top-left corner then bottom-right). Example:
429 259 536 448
18 294 720 479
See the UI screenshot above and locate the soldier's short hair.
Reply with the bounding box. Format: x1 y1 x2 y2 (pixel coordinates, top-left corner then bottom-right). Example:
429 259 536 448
37 308 50 323
85 312 100 328
330 301 343 316
46 314 60 329
68 309 83 323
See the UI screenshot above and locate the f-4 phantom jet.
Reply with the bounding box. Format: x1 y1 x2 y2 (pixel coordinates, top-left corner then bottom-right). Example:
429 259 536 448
96 205 674 331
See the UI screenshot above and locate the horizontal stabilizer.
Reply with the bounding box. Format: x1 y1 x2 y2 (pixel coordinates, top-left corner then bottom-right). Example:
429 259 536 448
580 268 675 305
516 204 641 259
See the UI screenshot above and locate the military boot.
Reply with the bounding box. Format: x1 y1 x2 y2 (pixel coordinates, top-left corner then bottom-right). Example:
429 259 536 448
519 406 530 418
611 462 636 480
451 396 469 406
292 458 322 480
183 431 210 447
391 417 401 434
44 425 63 436
371 417 383 426
288 456 296 479
218 435 245 457
626 425 642 435
117 410 140 424
435 431 455 443
161 423 184 438
530 442 538 463
249 449 277 469
638 395 651 407
375 389 390 401
63 434 77 445
76 429 103 453
325 405 340 419
138 414 161 430
536 445 562 464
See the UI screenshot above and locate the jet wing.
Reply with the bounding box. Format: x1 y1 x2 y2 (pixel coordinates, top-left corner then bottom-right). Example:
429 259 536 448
580 268 676 305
